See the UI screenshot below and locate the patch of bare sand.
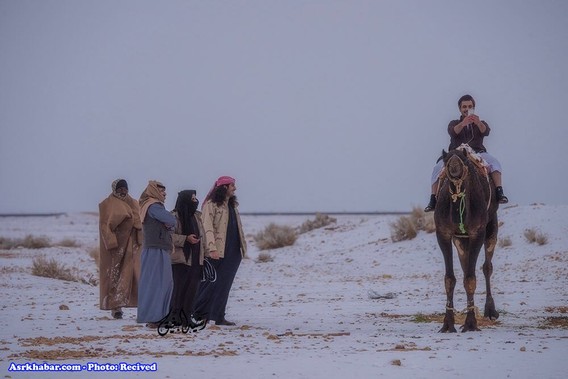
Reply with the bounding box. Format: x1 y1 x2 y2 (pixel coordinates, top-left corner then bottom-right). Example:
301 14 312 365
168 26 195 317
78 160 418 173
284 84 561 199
11 333 240 360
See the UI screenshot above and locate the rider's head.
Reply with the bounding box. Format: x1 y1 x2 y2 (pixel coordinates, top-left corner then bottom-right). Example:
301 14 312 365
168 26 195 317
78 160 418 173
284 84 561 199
458 94 476 108
458 94 476 117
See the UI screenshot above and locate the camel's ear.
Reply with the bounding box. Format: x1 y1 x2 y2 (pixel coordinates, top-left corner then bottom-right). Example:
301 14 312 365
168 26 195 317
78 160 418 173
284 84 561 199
442 150 447 159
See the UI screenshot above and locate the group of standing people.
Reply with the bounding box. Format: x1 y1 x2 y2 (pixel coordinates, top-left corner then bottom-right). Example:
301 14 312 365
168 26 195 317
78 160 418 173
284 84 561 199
98 176 247 329
96 93 509 331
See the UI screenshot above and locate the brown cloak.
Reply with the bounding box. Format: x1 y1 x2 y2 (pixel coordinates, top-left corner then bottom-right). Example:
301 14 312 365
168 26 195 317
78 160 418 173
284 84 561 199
98 193 142 310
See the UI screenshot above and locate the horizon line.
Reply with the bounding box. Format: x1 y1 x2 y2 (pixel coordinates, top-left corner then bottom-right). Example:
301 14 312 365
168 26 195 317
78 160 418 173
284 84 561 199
0 211 411 218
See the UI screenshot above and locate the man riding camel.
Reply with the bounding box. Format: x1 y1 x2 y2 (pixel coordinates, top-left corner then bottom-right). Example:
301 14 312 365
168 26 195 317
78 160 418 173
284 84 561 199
424 94 509 212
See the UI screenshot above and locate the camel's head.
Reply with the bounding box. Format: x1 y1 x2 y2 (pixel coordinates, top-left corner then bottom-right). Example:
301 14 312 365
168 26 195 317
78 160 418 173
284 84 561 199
442 149 468 180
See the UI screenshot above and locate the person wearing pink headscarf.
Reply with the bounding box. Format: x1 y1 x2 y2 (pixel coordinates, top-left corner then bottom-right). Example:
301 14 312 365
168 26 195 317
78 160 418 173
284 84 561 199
192 176 247 326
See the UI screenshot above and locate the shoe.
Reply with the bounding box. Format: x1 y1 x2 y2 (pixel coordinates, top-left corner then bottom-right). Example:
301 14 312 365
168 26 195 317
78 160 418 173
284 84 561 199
146 322 160 328
424 194 437 212
215 319 236 326
189 314 208 330
111 309 123 319
496 186 509 204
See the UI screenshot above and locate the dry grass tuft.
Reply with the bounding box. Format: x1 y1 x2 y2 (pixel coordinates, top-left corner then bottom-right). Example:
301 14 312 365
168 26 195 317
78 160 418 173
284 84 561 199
409 312 500 327
31 255 98 286
535 234 548 245
539 316 568 329
88 246 100 268
1 265 25 275
523 228 537 242
255 252 274 263
254 223 297 250
410 207 436 233
21 235 52 249
411 313 431 323
32 255 78 282
498 236 512 248
298 213 337 234
524 228 548 245
58 238 80 248
545 306 568 314
390 207 436 242
0 237 14 250
389 216 417 242
0 235 52 249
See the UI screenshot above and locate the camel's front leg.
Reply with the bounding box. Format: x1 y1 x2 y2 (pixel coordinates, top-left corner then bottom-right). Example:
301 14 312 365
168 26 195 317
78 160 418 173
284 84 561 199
455 237 482 332
441 274 457 333
438 235 457 333
461 277 480 332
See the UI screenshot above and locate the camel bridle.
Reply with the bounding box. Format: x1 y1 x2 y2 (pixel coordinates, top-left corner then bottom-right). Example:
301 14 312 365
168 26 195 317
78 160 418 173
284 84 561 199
445 155 469 235
446 156 469 203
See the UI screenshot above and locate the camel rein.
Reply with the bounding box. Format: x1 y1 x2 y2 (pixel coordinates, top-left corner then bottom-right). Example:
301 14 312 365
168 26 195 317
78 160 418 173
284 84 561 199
448 165 468 235
446 160 493 235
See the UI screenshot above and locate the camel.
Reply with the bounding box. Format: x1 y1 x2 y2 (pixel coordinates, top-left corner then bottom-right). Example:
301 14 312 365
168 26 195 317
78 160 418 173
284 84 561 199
434 145 500 332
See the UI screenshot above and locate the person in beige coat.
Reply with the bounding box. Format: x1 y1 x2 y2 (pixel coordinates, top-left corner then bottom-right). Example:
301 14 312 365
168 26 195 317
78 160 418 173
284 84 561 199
170 189 205 324
193 176 247 326
98 179 142 319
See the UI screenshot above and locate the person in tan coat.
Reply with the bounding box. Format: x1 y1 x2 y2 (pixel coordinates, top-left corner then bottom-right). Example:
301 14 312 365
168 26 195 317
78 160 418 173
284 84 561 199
98 179 142 319
193 176 247 326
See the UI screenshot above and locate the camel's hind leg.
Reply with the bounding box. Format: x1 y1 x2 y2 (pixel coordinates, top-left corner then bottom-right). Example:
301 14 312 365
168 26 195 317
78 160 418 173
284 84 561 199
483 215 500 320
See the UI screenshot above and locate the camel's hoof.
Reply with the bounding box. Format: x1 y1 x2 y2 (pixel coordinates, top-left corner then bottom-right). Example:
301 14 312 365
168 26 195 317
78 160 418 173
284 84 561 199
460 324 481 332
484 308 500 320
439 325 457 333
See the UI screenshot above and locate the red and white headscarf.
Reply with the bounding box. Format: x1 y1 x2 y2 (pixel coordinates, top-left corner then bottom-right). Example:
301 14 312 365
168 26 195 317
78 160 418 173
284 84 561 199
203 176 235 207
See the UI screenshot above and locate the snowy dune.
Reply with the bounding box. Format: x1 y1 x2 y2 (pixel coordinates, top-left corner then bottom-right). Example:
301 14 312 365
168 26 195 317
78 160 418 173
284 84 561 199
0 204 567 378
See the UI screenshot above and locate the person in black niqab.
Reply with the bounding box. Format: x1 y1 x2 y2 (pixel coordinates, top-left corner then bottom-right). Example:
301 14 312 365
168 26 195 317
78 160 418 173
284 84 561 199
176 190 200 262
170 190 204 323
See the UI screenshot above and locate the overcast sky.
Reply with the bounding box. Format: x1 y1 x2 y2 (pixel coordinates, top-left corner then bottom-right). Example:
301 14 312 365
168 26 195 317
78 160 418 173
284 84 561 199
1 0 567 214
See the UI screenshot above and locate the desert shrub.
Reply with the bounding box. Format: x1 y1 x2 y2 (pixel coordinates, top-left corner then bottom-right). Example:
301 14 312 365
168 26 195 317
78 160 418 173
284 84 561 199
412 313 430 323
535 234 549 245
0 237 17 250
410 207 436 233
0 235 52 249
255 252 274 263
58 238 80 248
498 236 512 248
21 235 52 249
524 228 548 245
298 213 337 234
254 223 297 250
88 246 100 268
32 255 78 282
523 228 536 242
1 265 25 274
390 216 417 242
390 208 435 242
31 255 98 286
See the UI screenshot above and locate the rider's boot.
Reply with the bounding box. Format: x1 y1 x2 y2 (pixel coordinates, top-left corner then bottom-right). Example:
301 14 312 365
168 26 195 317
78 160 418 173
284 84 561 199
496 186 509 204
424 194 437 212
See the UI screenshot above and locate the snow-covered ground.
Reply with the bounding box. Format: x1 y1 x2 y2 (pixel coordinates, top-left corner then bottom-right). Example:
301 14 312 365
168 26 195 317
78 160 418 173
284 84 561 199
1 204 567 378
